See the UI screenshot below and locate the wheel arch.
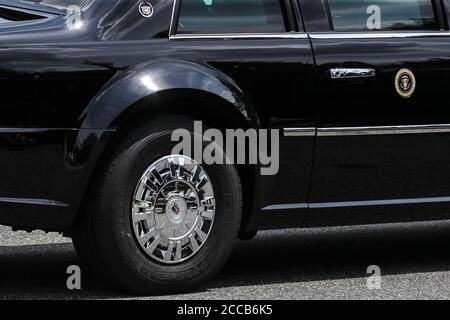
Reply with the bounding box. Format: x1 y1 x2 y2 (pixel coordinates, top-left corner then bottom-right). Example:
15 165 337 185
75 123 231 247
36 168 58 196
71 60 260 236
77 59 260 130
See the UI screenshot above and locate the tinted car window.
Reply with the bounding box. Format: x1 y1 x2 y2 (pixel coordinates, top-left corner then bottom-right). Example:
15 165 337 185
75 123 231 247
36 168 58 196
177 0 286 34
0 6 47 24
328 0 437 31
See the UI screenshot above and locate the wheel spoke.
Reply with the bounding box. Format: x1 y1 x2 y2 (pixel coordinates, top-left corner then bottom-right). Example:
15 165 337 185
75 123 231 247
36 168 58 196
146 235 161 254
195 229 207 243
196 176 208 190
139 228 157 246
200 209 214 220
201 197 215 209
150 168 164 184
174 241 182 261
189 233 199 252
168 159 179 179
187 200 198 210
133 199 152 208
143 177 158 192
164 241 175 262
190 165 201 184
133 211 153 223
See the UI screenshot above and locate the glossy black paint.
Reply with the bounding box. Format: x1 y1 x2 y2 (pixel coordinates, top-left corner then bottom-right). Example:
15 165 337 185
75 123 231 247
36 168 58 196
1 0 450 233
0 0 315 232
0 128 114 230
300 0 450 227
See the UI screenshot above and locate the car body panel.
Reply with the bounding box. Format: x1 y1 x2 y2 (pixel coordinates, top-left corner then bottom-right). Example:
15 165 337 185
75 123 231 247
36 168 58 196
0 0 316 232
1 0 450 233
299 0 450 226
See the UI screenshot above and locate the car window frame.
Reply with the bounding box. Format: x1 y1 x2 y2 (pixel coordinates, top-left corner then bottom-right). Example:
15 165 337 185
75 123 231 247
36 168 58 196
169 0 307 40
323 0 446 33
441 0 450 28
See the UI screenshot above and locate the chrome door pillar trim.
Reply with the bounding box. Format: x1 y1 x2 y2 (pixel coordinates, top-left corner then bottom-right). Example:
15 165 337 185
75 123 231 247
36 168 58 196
168 0 178 37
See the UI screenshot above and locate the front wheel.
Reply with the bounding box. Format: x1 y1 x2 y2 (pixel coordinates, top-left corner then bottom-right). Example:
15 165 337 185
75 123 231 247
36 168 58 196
73 116 242 295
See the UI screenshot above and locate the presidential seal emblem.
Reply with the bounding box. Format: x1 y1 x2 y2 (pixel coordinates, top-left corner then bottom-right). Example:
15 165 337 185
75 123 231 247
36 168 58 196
139 2 154 18
395 68 416 98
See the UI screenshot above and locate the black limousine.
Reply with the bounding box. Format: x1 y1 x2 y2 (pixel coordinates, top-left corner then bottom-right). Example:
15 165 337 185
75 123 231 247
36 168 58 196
1 0 450 294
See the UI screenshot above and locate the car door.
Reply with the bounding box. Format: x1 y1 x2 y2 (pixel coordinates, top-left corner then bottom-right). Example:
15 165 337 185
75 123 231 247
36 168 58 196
170 0 317 229
300 0 450 226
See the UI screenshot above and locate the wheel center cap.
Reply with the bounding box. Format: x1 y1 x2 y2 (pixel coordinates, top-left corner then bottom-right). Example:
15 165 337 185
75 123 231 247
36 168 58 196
165 196 187 224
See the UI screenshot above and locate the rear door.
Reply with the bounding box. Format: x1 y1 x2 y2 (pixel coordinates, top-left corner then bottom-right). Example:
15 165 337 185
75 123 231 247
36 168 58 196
300 0 450 225
171 0 316 229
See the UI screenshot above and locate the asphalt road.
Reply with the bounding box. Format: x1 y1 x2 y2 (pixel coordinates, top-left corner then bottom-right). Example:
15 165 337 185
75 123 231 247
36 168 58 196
2 221 450 300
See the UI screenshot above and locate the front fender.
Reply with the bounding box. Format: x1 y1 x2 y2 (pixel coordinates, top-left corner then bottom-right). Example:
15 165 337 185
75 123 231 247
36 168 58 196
77 60 259 130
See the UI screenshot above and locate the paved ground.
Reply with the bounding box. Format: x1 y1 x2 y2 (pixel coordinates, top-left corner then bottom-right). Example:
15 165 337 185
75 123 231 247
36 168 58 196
2 221 450 300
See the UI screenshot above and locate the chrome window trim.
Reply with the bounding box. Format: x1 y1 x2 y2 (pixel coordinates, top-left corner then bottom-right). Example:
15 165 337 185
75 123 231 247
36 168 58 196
169 33 309 40
309 31 450 39
168 0 308 41
168 0 178 37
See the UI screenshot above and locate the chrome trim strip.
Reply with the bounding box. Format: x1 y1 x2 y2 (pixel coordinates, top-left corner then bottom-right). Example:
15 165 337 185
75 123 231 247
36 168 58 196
0 197 69 207
283 128 316 137
310 32 450 40
310 196 450 209
263 196 450 211
317 124 450 136
262 203 308 211
170 33 309 41
169 0 308 41
284 124 450 137
168 0 178 37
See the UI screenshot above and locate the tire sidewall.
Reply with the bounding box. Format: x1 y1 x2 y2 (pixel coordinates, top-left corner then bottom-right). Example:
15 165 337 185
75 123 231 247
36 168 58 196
94 128 241 293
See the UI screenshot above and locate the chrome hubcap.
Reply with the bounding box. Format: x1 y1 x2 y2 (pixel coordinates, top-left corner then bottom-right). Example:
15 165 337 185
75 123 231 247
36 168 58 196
131 155 215 264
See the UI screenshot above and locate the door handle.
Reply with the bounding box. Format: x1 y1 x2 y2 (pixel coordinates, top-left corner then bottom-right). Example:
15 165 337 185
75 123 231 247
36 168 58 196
330 68 376 79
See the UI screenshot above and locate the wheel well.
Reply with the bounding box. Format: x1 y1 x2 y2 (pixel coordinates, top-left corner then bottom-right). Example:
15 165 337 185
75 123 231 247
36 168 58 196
73 94 257 236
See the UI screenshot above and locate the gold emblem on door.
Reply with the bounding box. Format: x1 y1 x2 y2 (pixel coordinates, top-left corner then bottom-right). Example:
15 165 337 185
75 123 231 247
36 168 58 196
395 68 416 98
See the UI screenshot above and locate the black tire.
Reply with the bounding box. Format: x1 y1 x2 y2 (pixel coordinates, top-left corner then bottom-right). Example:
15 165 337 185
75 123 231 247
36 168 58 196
72 115 242 295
